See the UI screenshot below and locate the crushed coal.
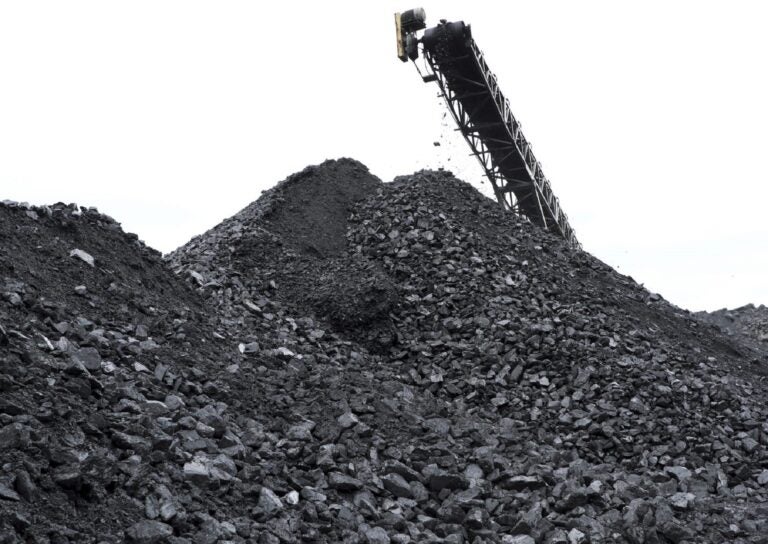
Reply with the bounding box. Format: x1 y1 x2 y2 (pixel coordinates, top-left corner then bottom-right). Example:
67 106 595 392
696 304 768 357
170 159 399 350
1 160 768 543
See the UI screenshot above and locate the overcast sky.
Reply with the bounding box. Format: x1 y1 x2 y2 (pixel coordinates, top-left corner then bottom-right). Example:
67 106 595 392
1 1 766 312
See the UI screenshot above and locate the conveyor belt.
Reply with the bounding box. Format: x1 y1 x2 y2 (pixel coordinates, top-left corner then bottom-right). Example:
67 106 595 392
420 21 579 248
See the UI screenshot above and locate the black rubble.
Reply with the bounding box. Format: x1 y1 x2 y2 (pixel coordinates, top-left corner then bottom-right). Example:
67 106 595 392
1 160 767 544
696 304 768 357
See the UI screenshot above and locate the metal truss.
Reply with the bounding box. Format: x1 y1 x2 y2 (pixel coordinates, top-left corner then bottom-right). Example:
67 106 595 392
420 35 580 248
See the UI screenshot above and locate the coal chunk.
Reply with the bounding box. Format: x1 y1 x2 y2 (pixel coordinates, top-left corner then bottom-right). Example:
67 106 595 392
125 520 174 543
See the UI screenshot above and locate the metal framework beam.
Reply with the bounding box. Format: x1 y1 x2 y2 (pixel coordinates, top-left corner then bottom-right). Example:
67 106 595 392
418 23 580 248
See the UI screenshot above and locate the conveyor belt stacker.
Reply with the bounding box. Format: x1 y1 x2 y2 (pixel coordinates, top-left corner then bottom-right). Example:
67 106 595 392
396 9 580 248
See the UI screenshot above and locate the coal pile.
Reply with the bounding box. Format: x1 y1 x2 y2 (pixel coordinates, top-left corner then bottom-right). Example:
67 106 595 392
696 305 768 356
170 159 398 349
2 161 768 543
0 201 240 540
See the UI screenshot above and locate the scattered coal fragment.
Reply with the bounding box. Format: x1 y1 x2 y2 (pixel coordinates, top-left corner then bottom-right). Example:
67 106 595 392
2 162 768 543
69 248 95 267
125 520 173 543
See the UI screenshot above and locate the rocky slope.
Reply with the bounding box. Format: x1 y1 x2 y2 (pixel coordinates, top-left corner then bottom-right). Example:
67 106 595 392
1 161 768 544
696 305 768 356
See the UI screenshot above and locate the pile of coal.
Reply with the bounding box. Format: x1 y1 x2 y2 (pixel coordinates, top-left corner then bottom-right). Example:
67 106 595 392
696 304 768 355
169 158 398 348
1 160 768 544
0 200 242 540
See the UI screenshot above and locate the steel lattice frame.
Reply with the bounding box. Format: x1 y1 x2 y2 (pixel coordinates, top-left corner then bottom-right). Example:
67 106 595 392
421 40 580 248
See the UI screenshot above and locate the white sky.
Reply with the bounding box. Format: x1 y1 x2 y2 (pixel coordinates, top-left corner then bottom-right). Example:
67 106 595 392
1 1 766 312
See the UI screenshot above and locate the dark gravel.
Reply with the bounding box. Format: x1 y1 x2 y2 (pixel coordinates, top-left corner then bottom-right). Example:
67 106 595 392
1 160 767 543
696 305 768 357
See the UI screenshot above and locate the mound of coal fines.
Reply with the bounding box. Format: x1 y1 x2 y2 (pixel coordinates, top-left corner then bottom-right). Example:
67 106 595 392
2 161 768 543
170 159 398 349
